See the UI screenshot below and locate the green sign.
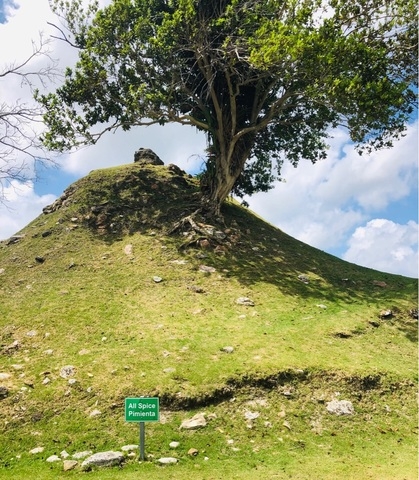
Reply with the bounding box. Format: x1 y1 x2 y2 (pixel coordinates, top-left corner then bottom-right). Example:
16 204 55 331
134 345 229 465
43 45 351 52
125 397 159 422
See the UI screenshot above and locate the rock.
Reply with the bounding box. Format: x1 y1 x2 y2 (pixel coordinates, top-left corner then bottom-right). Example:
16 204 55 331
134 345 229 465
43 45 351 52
81 451 124 470
379 309 393 319
5 235 24 245
60 365 76 378
35 256 45 263
26 330 37 337
121 445 138 452
89 409 102 417
236 297 255 306
326 399 354 416
167 163 185 175
298 274 309 284
409 309 418 319
153 276 163 283
188 448 199 456
124 244 133 255
63 460 78 471
60 450 70 459
316 304 327 309
157 457 178 465
169 441 180 449
244 411 260 421
0 373 11 380
46 455 61 463
199 265 216 273
30 447 44 454
180 413 207 430
134 148 164 165
373 280 387 287
0 268 5 274
0 386 9 399
72 450 93 460
78 349 90 355
221 346 234 354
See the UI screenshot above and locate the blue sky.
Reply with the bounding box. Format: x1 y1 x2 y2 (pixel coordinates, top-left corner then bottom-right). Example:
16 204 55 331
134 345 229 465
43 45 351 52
0 0 418 278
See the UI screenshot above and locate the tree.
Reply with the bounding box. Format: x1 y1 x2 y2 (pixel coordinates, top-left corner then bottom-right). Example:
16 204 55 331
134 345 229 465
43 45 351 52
0 35 58 201
39 0 417 216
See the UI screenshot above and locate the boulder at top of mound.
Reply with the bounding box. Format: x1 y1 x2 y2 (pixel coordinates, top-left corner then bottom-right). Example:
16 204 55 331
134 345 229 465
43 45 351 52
134 148 164 165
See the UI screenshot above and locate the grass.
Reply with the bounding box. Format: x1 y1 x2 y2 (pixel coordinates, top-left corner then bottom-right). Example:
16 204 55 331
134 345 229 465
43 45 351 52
0 163 417 479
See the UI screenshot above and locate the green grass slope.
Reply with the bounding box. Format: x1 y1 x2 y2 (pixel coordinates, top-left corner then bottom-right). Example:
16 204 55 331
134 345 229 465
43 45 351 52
0 163 417 479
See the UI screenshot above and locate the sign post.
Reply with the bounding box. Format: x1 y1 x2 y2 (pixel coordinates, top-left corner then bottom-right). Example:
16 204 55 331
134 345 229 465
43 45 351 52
125 397 159 461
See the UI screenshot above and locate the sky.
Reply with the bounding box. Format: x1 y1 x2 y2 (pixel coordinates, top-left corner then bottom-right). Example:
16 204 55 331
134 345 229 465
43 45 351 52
0 0 418 278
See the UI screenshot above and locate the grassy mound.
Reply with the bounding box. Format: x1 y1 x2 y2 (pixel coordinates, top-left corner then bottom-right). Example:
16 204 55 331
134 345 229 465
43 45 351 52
0 163 417 479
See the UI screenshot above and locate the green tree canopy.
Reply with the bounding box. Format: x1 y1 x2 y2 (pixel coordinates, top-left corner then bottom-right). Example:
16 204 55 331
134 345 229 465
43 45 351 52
39 0 417 215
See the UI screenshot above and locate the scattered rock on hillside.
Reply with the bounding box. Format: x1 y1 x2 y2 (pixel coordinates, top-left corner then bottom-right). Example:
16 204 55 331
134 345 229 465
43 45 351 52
409 309 418 319
222 346 234 353
81 451 124 470
46 455 61 463
72 451 93 460
298 274 309 284
134 148 164 165
373 280 387 288
63 460 78 471
157 457 178 465
0 386 9 399
5 235 24 245
236 297 255 306
60 365 76 378
379 309 393 319
180 413 207 430
326 399 354 416
30 447 44 454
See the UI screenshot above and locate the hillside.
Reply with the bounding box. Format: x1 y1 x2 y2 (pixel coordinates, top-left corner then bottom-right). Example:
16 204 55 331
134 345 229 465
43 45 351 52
0 162 417 480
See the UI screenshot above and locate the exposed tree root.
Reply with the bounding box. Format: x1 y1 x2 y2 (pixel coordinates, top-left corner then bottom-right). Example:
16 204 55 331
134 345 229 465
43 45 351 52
169 208 227 251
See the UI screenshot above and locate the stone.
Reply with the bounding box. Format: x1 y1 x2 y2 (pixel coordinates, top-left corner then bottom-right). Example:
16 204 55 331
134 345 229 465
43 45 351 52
180 413 207 430
0 386 9 399
72 450 93 460
169 441 180 449
89 409 102 417
30 447 44 454
379 309 393 319
46 455 61 463
121 445 138 452
153 276 163 283
124 244 133 255
221 346 234 354
188 448 199 456
298 274 309 284
81 451 124 470
157 457 178 465
134 148 164 165
60 365 76 378
326 399 354 416
0 373 11 380
199 265 216 273
63 460 78 471
60 450 70 459
244 411 260 421
236 297 255 306
373 280 387 287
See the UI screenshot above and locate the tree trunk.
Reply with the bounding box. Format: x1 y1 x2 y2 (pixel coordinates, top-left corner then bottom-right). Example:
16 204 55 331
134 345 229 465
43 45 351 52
200 131 256 216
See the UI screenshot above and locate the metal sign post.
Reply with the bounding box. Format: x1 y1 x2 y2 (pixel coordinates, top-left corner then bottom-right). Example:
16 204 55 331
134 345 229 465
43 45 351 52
125 397 159 462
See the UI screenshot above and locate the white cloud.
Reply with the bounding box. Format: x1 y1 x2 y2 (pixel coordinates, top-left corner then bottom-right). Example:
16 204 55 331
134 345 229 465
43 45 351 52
246 121 418 255
343 219 418 278
0 180 56 239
